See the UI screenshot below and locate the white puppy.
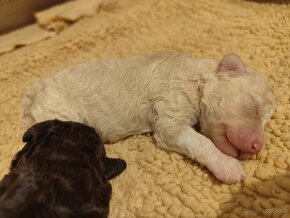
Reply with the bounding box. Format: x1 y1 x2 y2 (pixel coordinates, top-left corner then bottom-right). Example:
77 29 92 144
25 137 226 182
22 52 275 184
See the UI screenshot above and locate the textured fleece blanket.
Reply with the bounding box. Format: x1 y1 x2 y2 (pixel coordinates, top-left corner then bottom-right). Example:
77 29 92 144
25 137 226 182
0 0 289 217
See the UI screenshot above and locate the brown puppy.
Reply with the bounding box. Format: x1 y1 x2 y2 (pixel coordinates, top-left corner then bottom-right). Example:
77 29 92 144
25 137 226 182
22 52 275 184
0 120 126 218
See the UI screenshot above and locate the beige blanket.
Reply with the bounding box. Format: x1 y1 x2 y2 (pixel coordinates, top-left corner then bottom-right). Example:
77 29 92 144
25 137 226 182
0 0 289 217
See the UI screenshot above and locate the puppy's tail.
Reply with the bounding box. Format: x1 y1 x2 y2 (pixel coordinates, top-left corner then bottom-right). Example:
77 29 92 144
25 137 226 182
21 81 45 129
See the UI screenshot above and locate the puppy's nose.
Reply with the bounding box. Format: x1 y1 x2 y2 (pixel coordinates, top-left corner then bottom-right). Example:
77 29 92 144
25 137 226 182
251 142 261 153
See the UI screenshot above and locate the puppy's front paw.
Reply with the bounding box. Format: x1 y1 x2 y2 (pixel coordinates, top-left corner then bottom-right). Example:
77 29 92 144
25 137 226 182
209 155 245 184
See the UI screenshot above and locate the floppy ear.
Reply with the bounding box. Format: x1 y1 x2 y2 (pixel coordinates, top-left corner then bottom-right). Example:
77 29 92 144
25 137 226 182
11 120 58 170
102 157 127 180
22 127 34 144
22 120 57 144
10 144 33 170
217 53 246 77
10 125 41 170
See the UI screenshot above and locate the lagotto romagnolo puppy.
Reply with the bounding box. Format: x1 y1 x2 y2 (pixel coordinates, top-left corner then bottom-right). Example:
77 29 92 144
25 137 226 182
0 120 126 218
22 52 275 184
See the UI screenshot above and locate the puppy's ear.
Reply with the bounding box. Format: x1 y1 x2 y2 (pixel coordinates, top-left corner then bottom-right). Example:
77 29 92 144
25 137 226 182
22 127 34 143
11 120 57 170
22 120 58 144
102 157 127 180
217 53 246 77
11 125 41 170
10 139 39 170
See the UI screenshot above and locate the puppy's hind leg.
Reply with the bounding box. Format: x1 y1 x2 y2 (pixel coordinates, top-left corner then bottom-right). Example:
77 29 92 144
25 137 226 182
21 81 74 128
22 81 45 128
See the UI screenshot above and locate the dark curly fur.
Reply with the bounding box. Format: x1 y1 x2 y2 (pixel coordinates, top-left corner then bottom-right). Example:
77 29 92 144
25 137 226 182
0 120 127 218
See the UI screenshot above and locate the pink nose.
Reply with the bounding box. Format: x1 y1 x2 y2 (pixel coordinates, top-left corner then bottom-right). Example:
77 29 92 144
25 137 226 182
251 142 261 153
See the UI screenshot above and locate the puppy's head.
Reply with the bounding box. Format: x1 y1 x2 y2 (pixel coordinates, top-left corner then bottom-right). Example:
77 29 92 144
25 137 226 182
13 120 126 180
199 54 275 160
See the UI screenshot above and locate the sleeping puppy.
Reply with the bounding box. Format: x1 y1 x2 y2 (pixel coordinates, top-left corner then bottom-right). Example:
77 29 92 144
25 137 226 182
0 120 126 218
22 52 275 184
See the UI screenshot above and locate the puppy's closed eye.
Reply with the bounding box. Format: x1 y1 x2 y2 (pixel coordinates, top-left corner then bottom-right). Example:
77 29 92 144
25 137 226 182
102 157 127 180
